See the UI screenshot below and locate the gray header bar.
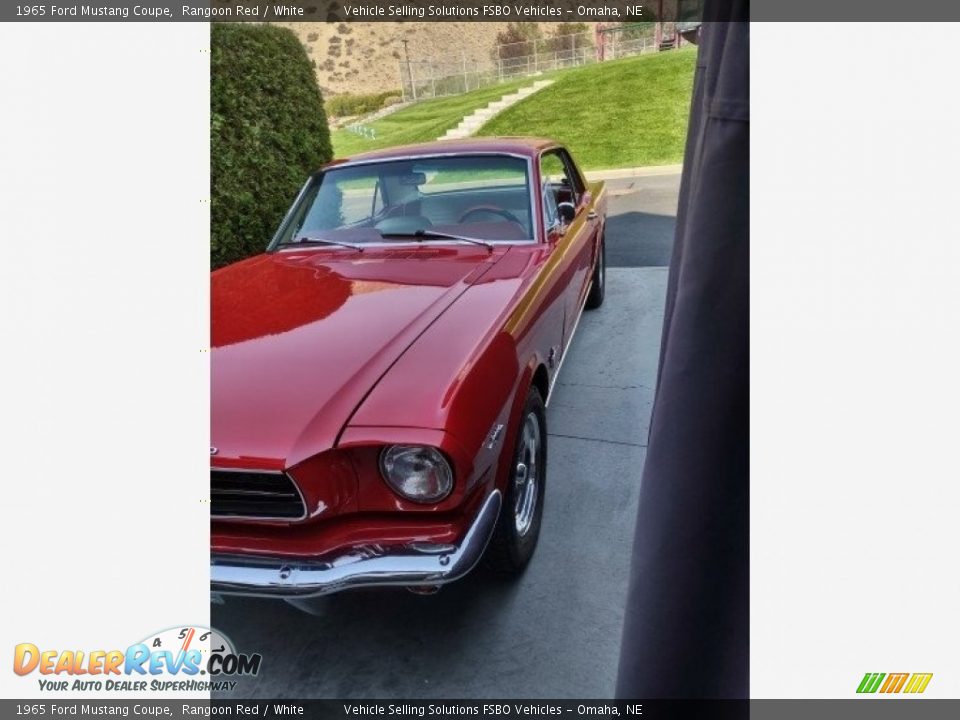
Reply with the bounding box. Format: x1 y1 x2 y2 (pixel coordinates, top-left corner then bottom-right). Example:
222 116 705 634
8 1 699 23
4 1 957 23
2 700 960 719
752 700 960 720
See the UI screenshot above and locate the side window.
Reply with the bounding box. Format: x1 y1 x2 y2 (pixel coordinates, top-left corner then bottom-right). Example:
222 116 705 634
541 152 568 186
542 182 559 230
558 148 585 198
540 150 581 231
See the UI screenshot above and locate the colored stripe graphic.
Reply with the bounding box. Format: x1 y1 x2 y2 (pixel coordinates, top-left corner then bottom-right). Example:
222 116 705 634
880 673 909 693
857 673 885 693
903 673 933 694
858 672 933 694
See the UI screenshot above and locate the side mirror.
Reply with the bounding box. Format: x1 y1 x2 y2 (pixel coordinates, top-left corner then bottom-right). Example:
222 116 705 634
557 202 576 224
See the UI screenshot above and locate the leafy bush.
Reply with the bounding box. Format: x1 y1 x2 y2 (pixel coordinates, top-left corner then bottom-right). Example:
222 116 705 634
619 21 658 40
210 24 332 269
325 90 403 118
548 23 593 52
494 22 543 60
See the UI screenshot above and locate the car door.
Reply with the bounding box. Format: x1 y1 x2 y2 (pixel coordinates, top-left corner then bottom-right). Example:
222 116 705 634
539 148 597 350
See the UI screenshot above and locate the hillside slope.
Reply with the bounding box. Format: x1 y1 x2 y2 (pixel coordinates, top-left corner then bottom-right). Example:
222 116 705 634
478 48 696 168
331 77 545 156
272 22 597 97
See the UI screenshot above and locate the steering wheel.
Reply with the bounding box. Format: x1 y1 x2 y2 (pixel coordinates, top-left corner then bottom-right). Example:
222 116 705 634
458 205 523 225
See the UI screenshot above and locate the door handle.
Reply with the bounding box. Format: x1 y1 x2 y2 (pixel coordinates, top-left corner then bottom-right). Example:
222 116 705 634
587 210 598 220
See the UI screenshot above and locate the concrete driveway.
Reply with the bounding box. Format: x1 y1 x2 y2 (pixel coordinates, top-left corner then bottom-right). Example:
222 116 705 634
212 172 680 699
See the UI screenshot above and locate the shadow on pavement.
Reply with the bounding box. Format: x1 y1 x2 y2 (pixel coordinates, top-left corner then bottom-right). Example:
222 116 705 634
605 211 676 268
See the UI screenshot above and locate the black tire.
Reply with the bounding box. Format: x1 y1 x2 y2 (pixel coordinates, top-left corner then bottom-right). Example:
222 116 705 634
585 234 606 310
484 387 547 575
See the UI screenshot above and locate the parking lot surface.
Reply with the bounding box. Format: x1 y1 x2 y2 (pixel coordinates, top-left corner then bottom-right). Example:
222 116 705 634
213 172 680 698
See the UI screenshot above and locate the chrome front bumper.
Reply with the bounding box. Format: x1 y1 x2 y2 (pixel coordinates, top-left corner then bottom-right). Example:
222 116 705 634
211 490 501 599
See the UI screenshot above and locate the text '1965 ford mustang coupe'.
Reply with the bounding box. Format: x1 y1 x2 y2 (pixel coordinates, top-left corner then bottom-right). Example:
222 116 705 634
211 137 607 607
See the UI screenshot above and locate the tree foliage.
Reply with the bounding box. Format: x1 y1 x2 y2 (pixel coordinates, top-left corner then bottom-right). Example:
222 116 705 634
211 24 332 269
494 22 543 60
619 21 658 40
326 90 402 118
548 23 593 52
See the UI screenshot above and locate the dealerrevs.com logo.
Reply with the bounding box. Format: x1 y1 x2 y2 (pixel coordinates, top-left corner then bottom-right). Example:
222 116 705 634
13 626 261 693
857 672 933 694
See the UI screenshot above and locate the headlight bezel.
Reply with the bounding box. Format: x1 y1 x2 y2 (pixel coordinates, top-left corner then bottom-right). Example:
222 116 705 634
378 444 455 504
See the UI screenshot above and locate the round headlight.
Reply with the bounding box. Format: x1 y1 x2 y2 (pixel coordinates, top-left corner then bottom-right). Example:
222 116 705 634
379 445 453 504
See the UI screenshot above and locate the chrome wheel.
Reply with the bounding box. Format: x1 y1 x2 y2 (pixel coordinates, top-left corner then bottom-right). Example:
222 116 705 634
484 387 546 574
513 412 541 536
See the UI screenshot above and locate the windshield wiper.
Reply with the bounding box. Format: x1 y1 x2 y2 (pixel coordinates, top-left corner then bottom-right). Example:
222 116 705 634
277 235 365 252
380 229 493 252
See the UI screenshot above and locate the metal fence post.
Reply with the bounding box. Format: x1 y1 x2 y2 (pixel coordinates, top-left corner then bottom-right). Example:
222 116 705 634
402 39 417 101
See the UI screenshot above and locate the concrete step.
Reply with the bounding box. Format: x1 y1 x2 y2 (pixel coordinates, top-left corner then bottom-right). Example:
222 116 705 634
437 79 554 141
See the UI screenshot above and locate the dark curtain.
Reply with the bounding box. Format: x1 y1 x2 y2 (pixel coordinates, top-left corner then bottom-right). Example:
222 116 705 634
615 10 750 701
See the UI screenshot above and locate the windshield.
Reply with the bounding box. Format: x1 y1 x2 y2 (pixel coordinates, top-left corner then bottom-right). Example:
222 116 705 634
272 155 535 248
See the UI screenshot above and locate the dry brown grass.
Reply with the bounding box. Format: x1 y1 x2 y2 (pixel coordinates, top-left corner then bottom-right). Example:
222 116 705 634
271 21 596 97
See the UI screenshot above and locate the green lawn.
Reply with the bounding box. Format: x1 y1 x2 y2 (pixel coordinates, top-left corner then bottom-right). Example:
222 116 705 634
479 49 696 169
331 49 696 170
331 77 550 157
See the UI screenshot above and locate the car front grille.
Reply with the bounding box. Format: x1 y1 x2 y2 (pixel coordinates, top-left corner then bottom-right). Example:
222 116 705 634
210 470 306 520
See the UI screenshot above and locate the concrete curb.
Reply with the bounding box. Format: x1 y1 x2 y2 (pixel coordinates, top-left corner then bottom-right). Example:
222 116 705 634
585 164 683 181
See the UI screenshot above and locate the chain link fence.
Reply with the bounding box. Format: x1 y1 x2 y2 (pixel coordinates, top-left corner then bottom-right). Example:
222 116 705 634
398 23 674 103
399 59 503 102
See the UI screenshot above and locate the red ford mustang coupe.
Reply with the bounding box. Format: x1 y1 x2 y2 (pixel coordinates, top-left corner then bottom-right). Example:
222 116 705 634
211 137 606 606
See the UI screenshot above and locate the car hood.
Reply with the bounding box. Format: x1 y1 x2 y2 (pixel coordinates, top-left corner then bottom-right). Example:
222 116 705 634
211 246 509 467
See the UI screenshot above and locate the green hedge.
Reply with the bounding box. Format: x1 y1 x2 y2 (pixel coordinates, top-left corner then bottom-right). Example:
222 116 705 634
211 24 332 269
326 90 402 118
